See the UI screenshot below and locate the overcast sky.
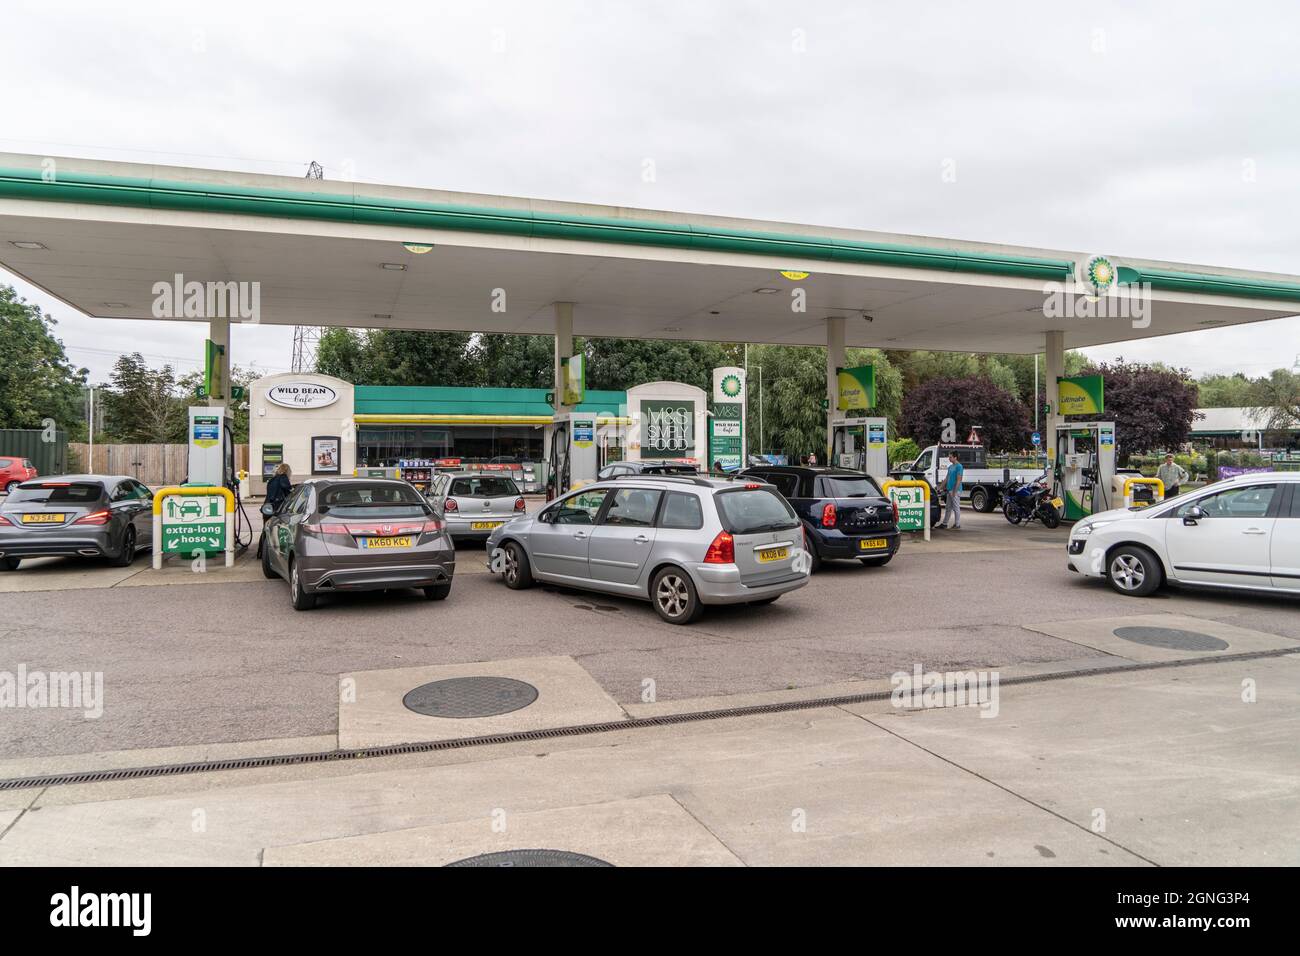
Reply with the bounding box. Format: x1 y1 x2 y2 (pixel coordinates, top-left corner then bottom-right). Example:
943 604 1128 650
3 0 1298 384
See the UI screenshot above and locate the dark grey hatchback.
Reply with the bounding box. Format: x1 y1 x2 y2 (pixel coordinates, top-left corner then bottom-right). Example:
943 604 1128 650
0 475 153 570
260 478 455 610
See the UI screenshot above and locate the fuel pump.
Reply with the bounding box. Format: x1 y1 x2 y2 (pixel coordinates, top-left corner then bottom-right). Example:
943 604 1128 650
1052 421 1116 520
544 412 598 499
830 416 888 477
186 406 252 550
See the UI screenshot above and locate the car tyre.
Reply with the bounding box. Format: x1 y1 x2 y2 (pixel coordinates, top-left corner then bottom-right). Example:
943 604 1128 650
4 481 18 494
260 536 278 579
289 557 317 610
424 582 452 601
859 555 892 567
0 557 19 571
651 566 703 625
808 544 823 573
1106 544 1163 597
502 541 533 590
110 526 136 567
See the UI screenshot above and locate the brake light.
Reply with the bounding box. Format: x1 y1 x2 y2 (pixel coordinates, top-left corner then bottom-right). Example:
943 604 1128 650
514 497 526 511
316 523 349 534
444 498 458 512
421 517 444 534
821 502 837 528
74 509 111 525
744 483 762 490
703 530 735 564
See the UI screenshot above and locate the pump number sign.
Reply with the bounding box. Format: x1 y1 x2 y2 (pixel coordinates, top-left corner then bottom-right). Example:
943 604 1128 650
160 493 226 553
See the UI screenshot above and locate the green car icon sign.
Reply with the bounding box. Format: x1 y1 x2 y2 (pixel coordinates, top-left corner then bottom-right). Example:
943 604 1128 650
178 499 206 519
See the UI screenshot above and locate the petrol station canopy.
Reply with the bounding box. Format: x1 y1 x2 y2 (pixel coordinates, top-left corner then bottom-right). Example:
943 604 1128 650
1 152 1299 354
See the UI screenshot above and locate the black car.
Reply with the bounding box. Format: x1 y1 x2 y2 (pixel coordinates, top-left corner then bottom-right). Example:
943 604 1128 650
739 466 899 571
596 460 699 481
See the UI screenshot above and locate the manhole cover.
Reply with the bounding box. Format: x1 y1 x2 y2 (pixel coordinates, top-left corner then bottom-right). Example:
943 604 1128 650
403 677 539 718
446 849 614 867
1112 626 1229 651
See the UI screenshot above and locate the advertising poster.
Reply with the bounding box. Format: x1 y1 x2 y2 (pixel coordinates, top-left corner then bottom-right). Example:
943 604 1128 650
312 436 340 474
641 400 694 459
836 365 876 411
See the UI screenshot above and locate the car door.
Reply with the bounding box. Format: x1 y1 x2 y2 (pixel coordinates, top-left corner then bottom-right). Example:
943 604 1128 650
128 480 154 544
527 488 610 581
1271 484 1300 592
108 480 147 543
271 484 312 574
587 486 663 587
1163 482 1279 587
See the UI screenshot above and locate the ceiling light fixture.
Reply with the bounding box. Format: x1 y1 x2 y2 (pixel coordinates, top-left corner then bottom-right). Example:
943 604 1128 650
381 263 406 271
102 302 128 308
663 326 681 332
402 242 434 254
9 240 47 250
373 313 392 320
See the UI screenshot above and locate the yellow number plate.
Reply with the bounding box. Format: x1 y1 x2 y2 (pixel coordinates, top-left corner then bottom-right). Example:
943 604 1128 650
757 546 789 563
1050 497 1064 510
361 536 412 549
471 521 504 531
21 513 65 523
858 538 888 550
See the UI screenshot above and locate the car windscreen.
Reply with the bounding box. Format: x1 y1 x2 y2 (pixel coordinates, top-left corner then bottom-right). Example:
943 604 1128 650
448 476 520 498
817 475 882 498
5 482 103 505
714 487 799 534
319 484 429 519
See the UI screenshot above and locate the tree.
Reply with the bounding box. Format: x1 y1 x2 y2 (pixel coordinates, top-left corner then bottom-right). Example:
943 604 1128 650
0 285 88 436
473 334 555 389
745 345 825 459
99 353 185 443
584 338 735 393
314 328 368 382
1255 368 1300 436
1078 360 1199 463
899 376 1030 452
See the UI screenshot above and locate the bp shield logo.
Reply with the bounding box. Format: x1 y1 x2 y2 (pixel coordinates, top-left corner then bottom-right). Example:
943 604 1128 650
1076 255 1117 296
720 374 742 398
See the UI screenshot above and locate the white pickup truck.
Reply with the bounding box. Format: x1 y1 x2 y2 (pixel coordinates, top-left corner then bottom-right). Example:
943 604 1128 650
892 444 1047 513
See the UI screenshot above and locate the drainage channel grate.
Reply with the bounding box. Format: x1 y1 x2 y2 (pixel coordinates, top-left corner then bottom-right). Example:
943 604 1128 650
446 849 613 867
3 647 1295 792
403 677 538 718
1113 626 1229 652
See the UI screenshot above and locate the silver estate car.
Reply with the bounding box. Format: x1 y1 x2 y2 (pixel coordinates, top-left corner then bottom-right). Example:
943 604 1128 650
260 478 455 610
427 472 526 540
485 475 810 624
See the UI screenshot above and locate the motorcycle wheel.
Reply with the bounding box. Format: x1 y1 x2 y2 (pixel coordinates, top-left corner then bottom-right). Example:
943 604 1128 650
1039 504 1061 529
1003 500 1023 525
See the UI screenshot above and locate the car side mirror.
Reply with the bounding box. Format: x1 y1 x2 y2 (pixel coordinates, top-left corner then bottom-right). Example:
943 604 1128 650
537 510 554 524
260 503 275 518
1182 505 1205 525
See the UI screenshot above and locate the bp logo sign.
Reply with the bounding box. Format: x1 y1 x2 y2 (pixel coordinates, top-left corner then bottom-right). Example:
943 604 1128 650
720 374 742 398
1077 255 1117 296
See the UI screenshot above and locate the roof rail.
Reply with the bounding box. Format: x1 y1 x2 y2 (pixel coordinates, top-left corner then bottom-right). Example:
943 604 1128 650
606 474 715 488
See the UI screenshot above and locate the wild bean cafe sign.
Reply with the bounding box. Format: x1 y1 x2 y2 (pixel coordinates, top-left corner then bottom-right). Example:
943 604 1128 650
640 400 695 459
267 382 339 409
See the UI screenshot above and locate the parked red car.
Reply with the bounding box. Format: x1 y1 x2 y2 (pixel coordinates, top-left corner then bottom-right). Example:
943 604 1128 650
0 457 38 494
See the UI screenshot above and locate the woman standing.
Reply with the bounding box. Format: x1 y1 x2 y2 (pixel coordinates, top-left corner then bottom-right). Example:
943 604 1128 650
266 463 293 511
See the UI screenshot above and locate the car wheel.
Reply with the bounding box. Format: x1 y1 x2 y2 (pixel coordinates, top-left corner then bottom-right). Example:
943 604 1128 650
1106 545 1162 597
651 566 702 625
110 526 136 567
260 536 278 579
970 487 989 512
424 582 452 601
4 481 18 494
289 557 317 610
859 555 892 567
502 541 533 590
0 557 19 571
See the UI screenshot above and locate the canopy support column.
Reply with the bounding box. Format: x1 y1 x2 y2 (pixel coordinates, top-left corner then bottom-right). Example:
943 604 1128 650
825 315 845 460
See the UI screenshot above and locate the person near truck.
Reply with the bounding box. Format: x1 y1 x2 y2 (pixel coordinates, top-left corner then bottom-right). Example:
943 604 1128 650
942 451 963 529
1156 454 1189 499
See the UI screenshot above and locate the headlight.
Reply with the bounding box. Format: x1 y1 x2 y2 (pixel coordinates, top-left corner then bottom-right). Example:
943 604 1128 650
1072 520 1113 538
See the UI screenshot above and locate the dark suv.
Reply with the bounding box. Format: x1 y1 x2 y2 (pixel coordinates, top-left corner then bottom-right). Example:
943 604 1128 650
739 466 899 571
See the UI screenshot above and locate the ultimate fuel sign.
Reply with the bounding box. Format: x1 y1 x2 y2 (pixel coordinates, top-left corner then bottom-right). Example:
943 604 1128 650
836 365 876 411
709 403 743 471
1057 374 1104 415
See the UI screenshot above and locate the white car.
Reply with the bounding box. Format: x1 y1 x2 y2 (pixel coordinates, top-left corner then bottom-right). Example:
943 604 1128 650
1066 472 1300 597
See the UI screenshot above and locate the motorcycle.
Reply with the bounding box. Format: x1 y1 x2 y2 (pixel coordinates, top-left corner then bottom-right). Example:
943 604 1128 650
1002 473 1062 528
